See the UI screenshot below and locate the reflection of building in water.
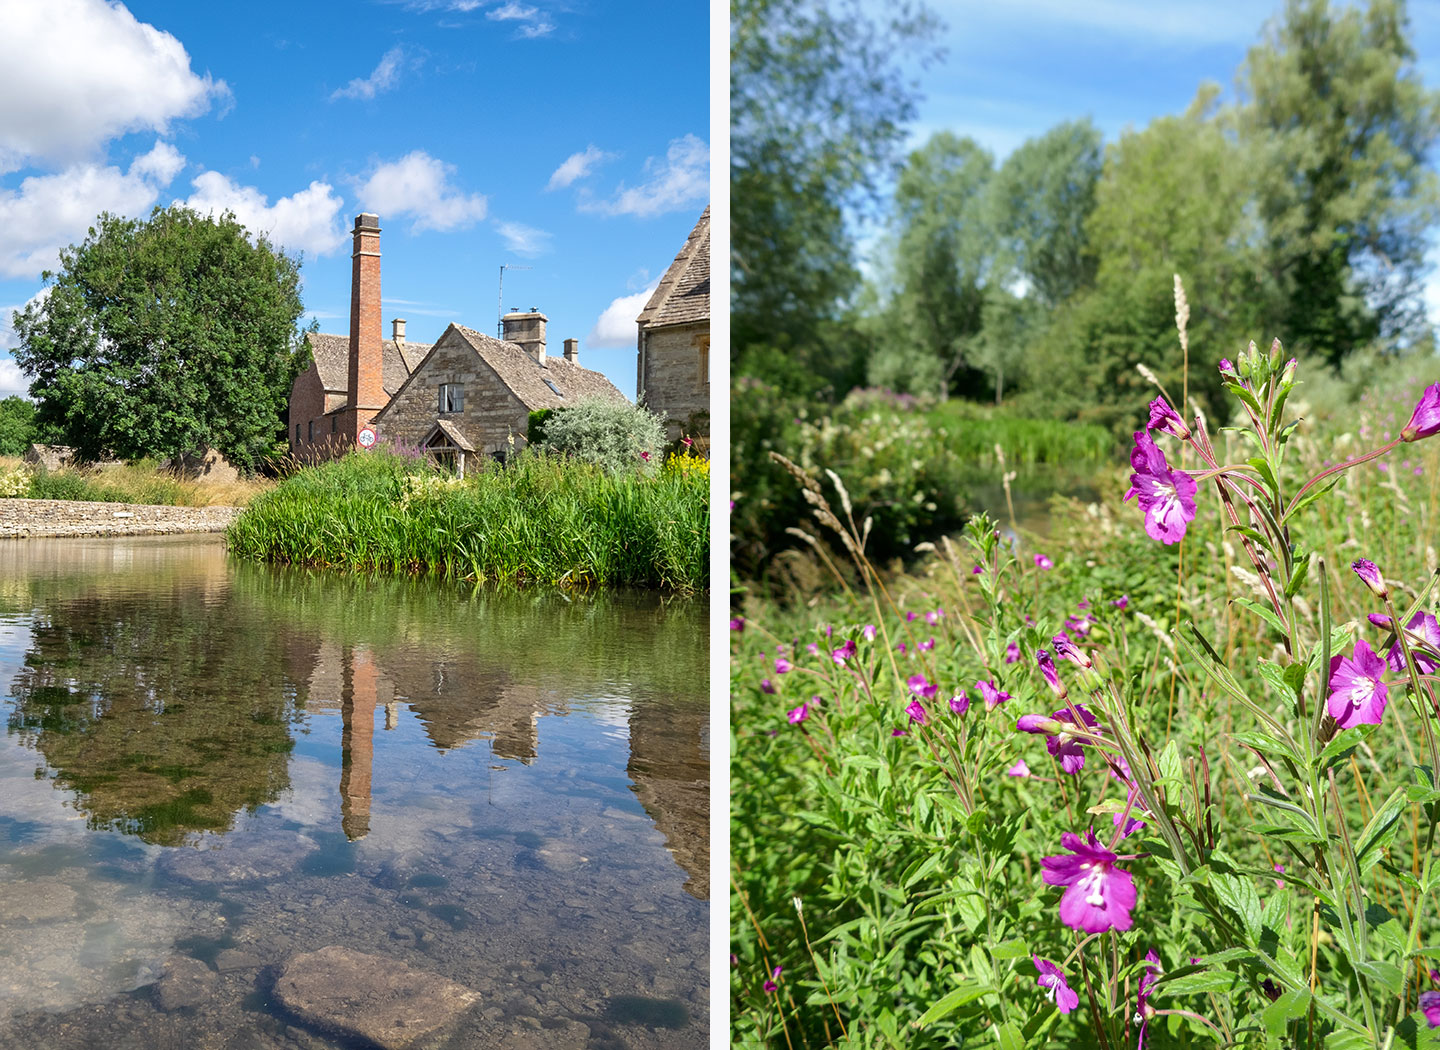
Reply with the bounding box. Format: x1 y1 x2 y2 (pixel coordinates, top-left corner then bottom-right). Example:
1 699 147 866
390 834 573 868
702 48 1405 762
626 699 709 900
340 647 379 840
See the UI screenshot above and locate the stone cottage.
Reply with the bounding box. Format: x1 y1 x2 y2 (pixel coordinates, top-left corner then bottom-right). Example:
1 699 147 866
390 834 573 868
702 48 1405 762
636 206 709 439
373 316 626 476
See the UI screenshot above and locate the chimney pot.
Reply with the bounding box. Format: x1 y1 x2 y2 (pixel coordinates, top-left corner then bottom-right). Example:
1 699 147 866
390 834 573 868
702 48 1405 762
563 338 578 363
501 310 548 366
392 318 406 344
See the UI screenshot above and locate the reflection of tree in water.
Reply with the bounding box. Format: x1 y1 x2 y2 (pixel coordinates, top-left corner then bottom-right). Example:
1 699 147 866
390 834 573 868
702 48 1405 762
627 698 709 899
6 591 301 846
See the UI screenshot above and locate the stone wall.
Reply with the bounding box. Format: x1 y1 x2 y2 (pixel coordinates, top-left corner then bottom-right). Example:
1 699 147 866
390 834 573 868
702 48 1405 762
0 499 241 539
642 321 709 437
376 330 529 455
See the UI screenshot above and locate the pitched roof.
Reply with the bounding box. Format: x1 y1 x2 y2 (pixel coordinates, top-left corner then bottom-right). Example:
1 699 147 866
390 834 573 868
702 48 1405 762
448 325 627 410
305 332 431 397
637 206 710 331
426 419 475 452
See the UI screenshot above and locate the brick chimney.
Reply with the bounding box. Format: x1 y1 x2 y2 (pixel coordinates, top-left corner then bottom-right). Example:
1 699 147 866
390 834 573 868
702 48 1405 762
502 309 547 366
346 214 383 439
563 338 578 363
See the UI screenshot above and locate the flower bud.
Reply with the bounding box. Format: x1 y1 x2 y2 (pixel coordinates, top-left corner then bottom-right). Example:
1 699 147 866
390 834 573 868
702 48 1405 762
1401 382 1440 442
1351 559 1388 599
1017 713 1064 735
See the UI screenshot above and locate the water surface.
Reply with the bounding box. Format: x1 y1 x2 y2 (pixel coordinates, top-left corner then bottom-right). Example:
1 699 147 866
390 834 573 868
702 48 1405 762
0 536 708 1049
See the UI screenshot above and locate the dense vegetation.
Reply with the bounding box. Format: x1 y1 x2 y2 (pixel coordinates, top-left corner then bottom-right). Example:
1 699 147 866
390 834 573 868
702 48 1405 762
227 447 709 592
0 457 268 507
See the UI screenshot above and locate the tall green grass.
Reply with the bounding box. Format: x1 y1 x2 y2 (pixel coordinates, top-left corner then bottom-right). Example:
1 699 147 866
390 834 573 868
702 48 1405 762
226 449 708 592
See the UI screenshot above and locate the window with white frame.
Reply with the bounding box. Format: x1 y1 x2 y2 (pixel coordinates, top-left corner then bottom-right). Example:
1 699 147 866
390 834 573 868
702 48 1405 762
439 383 464 413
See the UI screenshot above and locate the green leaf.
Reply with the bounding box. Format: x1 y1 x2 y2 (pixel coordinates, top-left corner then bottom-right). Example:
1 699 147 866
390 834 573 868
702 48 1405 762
1352 959 1404 995
1157 968 1244 996
1210 865 1263 942
1244 790 1325 845
912 980 994 1027
1248 456 1280 496
1316 723 1377 772
991 938 1029 961
1284 553 1312 599
993 1020 1026 1050
1354 786 1408 874
1261 988 1309 1038
1283 474 1342 523
1233 597 1287 638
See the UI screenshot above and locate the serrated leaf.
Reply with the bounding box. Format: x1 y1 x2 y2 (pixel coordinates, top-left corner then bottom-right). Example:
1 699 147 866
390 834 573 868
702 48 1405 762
1262 988 1309 1038
991 938 1029 961
1231 729 1302 766
1317 723 1377 772
1157 968 1244 996
1354 786 1408 875
1211 868 1263 942
1352 959 1404 995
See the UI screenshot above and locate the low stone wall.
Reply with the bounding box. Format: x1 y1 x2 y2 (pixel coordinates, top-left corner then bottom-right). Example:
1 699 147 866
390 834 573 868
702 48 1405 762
0 499 242 539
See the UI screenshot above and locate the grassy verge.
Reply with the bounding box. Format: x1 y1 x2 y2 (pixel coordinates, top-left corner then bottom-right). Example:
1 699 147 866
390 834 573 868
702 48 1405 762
226 448 709 592
0 457 271 507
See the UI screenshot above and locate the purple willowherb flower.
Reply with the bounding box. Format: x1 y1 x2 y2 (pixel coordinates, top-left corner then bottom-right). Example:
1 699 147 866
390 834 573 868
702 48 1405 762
1052 634 1092 669
976 679 1010 711
1006 759 1031 777
918 637 935 651
1113 594 1129 609
949 692 970 715
1401 383 1440 442
805 643 819 656
971 563 983 575
1018 705 1099 774
831 639 857 665
907 674 939 700
1005 641 1021 664
1352 559 1388 598
760 679 776 695
926 608 944 625
1218 358 1237 379
730 617 744 632
1327 640 1390 728
1032 957 1079 1014
1146 396 1190 439
1036 649 1067 700
906 699 928 725
906 611 918 622
1384 611 1440 675
787 702 810 724
1136 950 1161 1049
1124 431 1198 545
862 624 877 641
1421 991 1440 1028
775 656 792 674
896 642 908 655
764 965 782 993
1041 829 1137 933
891 728 907 737
1034 553 1054 570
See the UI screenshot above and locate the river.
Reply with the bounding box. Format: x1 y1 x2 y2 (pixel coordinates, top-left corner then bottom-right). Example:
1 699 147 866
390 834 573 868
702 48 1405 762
0 535 708 1050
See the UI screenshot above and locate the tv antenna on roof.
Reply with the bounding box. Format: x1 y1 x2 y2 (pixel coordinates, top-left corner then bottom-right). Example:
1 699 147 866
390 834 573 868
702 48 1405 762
497 264 531 337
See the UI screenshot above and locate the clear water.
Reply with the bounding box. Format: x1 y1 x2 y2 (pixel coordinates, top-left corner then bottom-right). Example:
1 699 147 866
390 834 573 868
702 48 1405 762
0 536 708 1050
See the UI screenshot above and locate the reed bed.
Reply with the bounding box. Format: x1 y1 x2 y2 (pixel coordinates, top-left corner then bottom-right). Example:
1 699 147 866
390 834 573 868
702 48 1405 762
226 449 709 592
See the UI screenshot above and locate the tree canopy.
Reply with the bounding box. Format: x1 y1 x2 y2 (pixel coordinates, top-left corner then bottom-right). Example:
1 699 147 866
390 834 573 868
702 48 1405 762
12 206 310 472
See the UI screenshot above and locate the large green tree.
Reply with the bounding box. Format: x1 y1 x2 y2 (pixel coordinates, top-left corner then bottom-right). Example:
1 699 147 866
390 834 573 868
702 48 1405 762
0 396 37 457
1239 0 1440 366
12 207 309 471
730 0 940 395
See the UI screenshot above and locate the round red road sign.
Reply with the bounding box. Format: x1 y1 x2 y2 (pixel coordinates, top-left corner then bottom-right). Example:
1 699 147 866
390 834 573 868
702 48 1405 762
358 427 377 448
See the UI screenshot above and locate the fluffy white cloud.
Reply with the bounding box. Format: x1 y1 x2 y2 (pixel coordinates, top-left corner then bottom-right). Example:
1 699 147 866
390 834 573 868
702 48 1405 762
487 2 537 19
0 0 226 171
331 46 407 101
355 151 487 233
579 135 708 218
586 281 657 348
546 145 614 191
0 356 26 398
495 220 552 257
178 172 348 257
516 21 554 38
0 144 182 279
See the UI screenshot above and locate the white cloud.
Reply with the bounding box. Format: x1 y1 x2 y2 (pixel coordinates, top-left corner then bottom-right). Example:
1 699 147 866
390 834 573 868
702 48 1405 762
587 281 658 348
0 356 26 398
0 0 226 171
487 2 537 19
355 151 487 233
331 46 407 101
0 144 183 279
495 220 552 257
516 21 554 38
178 172 347 257
546 145 614 191
579 135 709 218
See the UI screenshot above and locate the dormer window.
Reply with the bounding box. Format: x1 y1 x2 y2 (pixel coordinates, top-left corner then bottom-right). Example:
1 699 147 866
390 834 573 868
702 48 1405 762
439 383 464 413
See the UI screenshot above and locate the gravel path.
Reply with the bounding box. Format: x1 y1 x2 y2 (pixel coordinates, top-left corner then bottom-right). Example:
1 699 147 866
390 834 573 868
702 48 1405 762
0 498 242 538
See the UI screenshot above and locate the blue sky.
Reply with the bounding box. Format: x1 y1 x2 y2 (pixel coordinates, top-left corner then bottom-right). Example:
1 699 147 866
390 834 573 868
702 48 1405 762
859 0 1440 315
0 0 710 400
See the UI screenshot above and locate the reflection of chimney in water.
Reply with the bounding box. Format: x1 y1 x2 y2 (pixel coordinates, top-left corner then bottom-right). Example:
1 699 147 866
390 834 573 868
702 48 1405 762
340 646 378 840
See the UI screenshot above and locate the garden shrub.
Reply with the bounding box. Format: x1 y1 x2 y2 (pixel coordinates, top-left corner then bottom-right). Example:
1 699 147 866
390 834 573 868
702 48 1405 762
535 396 666 475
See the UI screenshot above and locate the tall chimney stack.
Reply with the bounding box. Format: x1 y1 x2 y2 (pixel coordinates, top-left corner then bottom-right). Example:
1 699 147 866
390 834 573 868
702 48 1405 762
563 338 578 363
346 214 383 439
501 309 548 366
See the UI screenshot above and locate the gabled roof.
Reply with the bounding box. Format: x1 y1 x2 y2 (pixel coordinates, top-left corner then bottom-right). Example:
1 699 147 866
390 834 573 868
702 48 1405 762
426 419 475 452
447 325 627 410
305 332 431 397
637 206 710 331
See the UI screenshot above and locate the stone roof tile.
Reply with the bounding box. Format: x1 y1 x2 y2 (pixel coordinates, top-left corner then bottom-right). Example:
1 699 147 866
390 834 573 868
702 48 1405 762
305 331 431 397
637 206 710 331
449 326 627 410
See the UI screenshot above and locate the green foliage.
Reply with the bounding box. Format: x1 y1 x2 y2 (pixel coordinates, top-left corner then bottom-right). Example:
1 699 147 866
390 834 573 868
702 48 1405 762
534 396 666 475
527 407 556 446
0 396 36 457
11 205 310 473
227 448 708 592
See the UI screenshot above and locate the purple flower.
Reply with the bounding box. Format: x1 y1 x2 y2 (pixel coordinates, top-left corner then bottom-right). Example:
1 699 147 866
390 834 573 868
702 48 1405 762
1124 431 1198 545
1352 559 1388 598
764 965 782 993
1137 950 1161 1049
1401 383 1440 441
926 608 944 625
1327 640 1390 728
787 702 810 724
1034 553 1054 570
760 679 776 695
862 624 877 641
906 674 939 700
1421 990 1440 1028
918 637 935 651
971 563 983 575
729 617 745 632
1036 649 1067 700
1006 759 1031 777
976 679 1010 711
831 639 857 665
1112 594 1129 609
949 692 970 715
805 642 819 656
1385 611 1440 675
1146 396 1190 439
1032 956 1079 1014
1018 705 1099 774
1004 641 1021 664
906 699 928 725
1041 829 1137 933
1218 358 1237 378
775 656 792 674
906 611 918 622
896 642 908 655
1052 634 1092 670
639 450 652 462
891 728 907 737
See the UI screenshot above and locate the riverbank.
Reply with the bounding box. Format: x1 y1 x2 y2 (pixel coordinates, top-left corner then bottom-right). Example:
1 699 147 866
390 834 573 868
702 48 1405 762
0 498 241 538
